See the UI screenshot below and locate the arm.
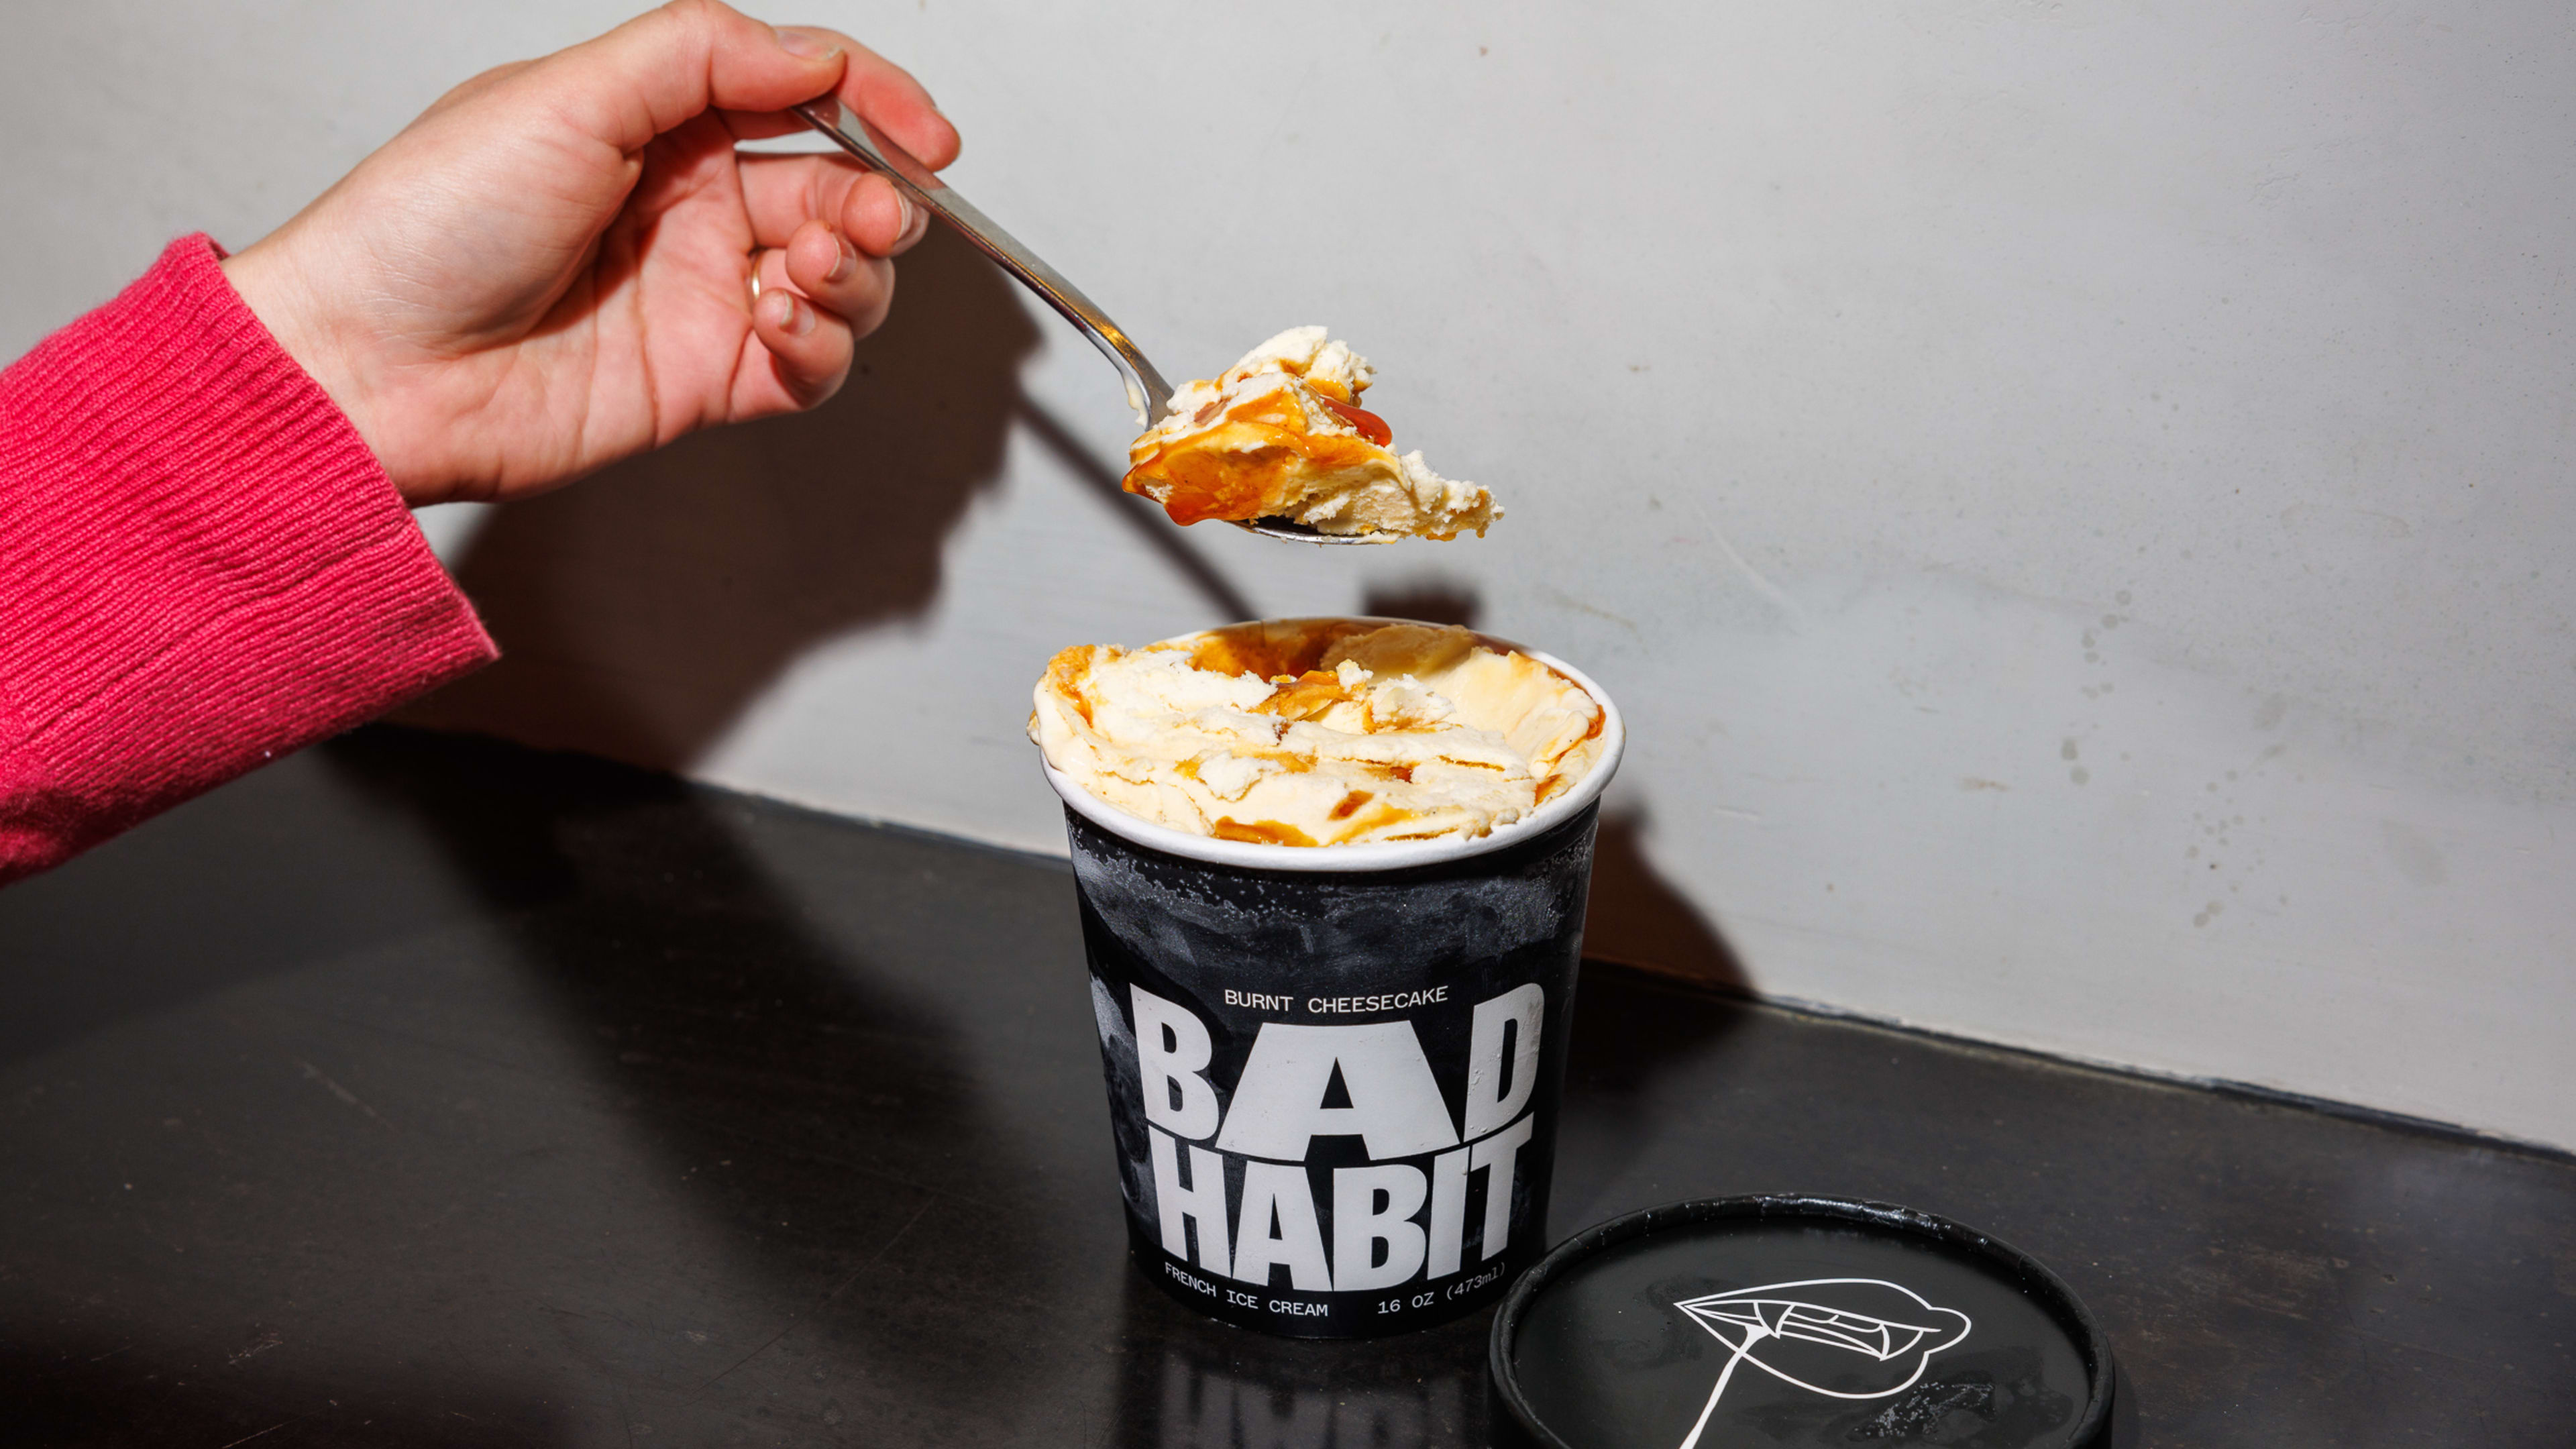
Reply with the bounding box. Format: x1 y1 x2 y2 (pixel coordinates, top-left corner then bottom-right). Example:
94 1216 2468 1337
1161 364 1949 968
1 1 958 881
0 236 495 881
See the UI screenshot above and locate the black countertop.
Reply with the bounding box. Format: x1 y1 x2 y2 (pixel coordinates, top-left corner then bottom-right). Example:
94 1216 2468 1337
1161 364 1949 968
2 728 2569 1446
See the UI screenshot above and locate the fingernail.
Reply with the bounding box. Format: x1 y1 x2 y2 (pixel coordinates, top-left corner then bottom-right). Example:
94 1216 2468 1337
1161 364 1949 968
897 193 918 237
764 289 814 337
826 233 856 284
773 26 841 60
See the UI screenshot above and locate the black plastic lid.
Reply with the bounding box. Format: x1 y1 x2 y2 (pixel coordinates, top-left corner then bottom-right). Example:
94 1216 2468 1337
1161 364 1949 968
1489 1195 2116 1449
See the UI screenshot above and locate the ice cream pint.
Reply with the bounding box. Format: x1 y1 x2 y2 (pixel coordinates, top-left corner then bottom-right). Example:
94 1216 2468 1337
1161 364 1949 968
1036 620 1625 1337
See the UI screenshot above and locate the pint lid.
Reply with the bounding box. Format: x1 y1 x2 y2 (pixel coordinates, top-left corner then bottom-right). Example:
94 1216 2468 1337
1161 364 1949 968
1489 1195 2117 1449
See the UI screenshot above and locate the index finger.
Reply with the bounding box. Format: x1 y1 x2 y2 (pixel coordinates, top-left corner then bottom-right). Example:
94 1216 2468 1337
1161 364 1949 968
534 0 848 154
731 26 960 169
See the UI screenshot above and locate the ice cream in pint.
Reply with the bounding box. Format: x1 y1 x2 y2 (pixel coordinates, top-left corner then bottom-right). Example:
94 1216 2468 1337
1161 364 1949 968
1122 328 1499 540
1030 619 1603 846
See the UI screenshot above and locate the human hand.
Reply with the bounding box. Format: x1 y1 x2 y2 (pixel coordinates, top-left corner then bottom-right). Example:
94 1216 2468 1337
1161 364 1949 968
221 0 960 507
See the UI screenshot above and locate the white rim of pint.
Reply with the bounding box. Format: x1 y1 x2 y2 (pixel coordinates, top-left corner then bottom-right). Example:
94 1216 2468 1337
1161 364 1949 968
1039 627 1625 874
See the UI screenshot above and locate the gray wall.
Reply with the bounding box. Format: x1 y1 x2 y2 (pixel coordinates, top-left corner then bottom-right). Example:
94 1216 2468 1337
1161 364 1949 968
6 1 2571 1147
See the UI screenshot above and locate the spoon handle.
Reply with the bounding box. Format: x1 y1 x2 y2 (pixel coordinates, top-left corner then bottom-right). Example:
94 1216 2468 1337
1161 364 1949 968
792 99 1172 426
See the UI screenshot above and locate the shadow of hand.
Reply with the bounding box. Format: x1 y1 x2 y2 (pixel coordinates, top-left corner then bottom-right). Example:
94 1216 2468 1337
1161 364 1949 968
402 226 1038 769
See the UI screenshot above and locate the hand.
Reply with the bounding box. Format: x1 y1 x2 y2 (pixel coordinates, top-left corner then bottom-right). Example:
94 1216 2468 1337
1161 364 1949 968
221 0 961 507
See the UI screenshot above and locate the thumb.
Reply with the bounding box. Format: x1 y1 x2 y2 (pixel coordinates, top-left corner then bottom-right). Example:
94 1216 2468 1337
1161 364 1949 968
541 0 846 153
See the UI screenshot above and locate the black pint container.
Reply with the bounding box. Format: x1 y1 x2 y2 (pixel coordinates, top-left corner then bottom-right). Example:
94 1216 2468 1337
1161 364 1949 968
1044 629 1625 1338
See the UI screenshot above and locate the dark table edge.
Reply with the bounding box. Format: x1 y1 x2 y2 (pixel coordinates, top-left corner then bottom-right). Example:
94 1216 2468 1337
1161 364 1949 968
385 725 2576 1171
1588 957 2576 1168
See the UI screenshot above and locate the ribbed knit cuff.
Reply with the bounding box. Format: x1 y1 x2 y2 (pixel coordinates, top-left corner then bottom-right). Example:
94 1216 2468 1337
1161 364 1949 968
0 234 498 879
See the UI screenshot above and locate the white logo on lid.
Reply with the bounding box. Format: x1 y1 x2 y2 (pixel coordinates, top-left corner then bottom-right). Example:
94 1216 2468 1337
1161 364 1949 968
1670 1278 1973 1449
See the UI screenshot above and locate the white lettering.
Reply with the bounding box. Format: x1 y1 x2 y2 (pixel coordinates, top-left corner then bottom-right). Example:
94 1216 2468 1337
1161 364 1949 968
1332 1163 1430 1291
1463 983 1545 1139
1232 1161 1332 1291
1301 987 1451 1014
1426 1145 1470 1278
1133 985 1220 1140
1470 1114 1537 1262
1215 1022 1460 1161
1148 1126 1232 1277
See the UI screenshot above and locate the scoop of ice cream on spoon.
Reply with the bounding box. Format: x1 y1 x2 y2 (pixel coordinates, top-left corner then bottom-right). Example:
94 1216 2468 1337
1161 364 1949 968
1121 328 1501 544
790 103 1491 545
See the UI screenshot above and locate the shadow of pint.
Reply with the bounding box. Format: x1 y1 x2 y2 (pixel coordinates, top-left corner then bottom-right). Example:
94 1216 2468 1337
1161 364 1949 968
1110 1273 1487 1448
1551 809 1757 1232
1580 808 1750 996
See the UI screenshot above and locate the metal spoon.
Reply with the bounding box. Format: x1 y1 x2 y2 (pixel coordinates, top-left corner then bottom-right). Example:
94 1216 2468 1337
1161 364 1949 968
792 98 1397 545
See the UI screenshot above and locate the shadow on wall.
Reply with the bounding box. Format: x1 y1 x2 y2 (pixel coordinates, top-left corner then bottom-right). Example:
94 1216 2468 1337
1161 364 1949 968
398 225 1748 1000
1583 808 1752 998
1552 963 1756 1234
1016 394 1258 623
400 226 1023 767
1346 579 1752 995
1552 818 1755 1234
1361 578 1483 629
1340 583 1752 998
400 227 1252 769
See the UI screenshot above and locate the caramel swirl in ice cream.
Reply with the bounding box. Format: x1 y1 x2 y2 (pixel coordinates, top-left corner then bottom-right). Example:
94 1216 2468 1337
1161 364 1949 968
1122 328 1500 541
1030 620 1603 846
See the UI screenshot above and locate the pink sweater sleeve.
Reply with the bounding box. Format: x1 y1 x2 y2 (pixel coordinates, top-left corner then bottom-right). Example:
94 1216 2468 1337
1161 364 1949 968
0 235 498 883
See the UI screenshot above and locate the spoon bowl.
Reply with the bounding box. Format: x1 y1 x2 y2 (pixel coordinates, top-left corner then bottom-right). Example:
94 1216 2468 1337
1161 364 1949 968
792 99 1403 547
1227 518 1404 545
